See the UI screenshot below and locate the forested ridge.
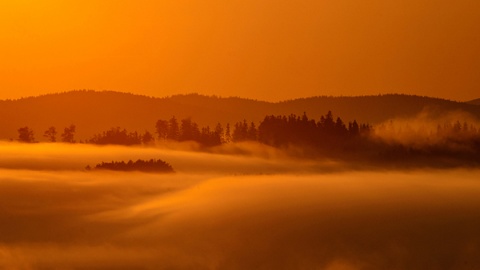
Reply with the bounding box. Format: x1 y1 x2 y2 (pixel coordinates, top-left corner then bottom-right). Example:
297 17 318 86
1 90 479 141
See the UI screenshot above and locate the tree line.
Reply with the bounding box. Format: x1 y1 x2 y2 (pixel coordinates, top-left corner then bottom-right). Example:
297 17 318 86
155 117 224 146
17 111 369 147
14 111 480 153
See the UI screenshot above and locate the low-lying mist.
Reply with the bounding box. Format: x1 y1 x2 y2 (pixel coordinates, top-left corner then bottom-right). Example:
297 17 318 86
374 109 480 146
1 142 480 269
0 141 343 174
1 169 480 269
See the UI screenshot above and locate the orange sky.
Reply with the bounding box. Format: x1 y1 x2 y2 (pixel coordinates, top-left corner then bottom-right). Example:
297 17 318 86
1 0 479 101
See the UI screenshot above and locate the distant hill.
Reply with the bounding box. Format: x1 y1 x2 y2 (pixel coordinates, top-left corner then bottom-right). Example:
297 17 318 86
467 98 480 106
1 90 480 141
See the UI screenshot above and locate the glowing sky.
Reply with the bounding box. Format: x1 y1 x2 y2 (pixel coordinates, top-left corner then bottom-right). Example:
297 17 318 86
1 0 479 101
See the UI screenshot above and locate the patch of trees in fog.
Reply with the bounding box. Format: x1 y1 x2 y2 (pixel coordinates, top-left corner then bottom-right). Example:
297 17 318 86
256 112 371 148
87 159 174 173
88 127 154 146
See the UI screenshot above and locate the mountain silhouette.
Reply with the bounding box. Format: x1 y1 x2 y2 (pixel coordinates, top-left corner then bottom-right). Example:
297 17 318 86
1 90 479 141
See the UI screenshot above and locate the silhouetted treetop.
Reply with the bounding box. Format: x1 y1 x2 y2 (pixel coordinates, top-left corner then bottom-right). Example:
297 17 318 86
18 126 35 143
155 117 223 147
61 125 76 143
44 126 57 142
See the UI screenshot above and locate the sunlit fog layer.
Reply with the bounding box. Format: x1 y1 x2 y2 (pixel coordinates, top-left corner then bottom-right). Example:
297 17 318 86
1 143 480 269
0 142 342 173
373 109 480 147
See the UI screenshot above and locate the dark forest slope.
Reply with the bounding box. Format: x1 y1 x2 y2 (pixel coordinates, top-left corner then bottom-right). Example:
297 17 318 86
467 98 480 106
1 90 479 141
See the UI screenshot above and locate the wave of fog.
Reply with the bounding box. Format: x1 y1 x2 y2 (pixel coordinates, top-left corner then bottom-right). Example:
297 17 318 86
0 142 344 174
374 109 480 146
1 169 480 269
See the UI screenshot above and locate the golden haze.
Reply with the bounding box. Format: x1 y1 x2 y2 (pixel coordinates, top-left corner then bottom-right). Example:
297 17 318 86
1 0 479 101
1 143 480 269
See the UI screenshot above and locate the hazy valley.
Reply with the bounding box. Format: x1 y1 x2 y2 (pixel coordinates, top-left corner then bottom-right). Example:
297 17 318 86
1 143 480 269
2 92 480 269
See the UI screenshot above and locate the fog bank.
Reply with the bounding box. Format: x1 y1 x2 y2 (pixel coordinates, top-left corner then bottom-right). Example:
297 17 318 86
0 142 342 174
1 169 480 269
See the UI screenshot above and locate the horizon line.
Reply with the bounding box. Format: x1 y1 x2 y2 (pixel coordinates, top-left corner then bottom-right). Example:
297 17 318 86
1 89 473 104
